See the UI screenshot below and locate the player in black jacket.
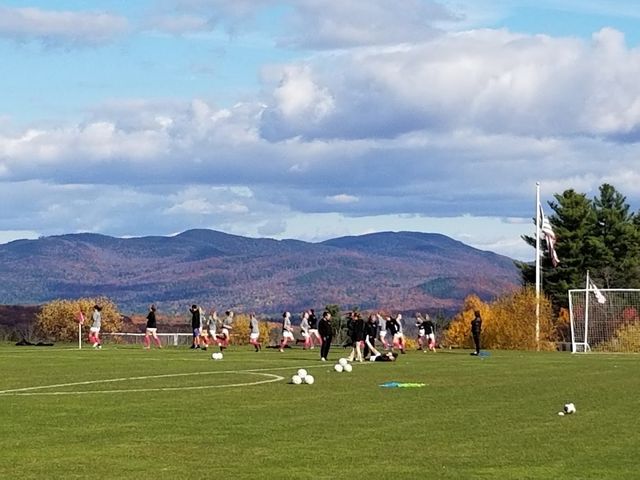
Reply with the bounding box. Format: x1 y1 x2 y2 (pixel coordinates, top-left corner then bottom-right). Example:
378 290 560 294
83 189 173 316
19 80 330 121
318 311 333 362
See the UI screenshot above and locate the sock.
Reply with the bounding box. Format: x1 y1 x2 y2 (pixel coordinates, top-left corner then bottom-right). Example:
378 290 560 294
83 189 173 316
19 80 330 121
144 336 151 348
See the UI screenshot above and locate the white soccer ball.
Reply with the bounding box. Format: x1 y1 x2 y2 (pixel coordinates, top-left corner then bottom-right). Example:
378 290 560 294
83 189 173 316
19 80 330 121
291 374 303 385
297 368 308 379
338 358 349 367
564 403 576 414
304 375 315 385
218 352 223 360
343 363 353 372
334 364 344 373
211 352 218 360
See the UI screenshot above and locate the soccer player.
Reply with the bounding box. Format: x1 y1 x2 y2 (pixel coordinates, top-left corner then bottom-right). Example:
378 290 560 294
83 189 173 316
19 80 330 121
391 313 406 354
367 344 398 362
279 311 294 352
217 310 234 351
89 305 102 349
204 309 219 348
423 314 437 353
318 311 333 361
144 304 162 349
299 311 311 349
198 306 209 350
363 314 379 359
347 312 365 362
377 313 389 350
249 313 261 352
470 310 482 356
189 304 201 349
307 309 322 349
415 313 426 350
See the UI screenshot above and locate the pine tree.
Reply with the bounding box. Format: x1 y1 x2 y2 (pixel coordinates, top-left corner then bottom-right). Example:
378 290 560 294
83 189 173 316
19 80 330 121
591 184 640 288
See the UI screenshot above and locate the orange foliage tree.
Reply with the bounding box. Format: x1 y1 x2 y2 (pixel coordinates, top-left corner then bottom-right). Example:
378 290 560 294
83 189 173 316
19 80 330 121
444 288 556 351
36 297 123 342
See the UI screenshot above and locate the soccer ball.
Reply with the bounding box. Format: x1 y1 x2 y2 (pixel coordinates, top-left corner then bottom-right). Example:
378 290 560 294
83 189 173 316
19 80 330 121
338 358 349 367
297 368 308 379
334 364 344 373
304 375 315 385
343 363 353 373
291 374 303 385
563 403 576 414
211 352 223 360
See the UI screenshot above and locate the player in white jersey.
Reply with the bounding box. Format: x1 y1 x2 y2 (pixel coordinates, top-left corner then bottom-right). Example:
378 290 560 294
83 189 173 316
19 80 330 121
279 311 294 352
89 305 102 349
249 313 261 352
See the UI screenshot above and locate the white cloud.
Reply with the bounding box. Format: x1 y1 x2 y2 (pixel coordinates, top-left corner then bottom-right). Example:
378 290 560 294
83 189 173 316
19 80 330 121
325 194 359 205
0 6 128 47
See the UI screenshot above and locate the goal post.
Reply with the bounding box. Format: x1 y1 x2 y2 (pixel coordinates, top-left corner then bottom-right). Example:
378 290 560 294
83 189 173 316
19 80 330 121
569 288 640 353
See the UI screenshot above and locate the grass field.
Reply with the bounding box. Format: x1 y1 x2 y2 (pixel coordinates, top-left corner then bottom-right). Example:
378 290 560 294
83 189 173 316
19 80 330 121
1 344 639 480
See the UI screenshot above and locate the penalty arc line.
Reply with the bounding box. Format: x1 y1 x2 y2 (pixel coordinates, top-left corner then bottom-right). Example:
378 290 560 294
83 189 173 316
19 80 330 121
0 371 284 396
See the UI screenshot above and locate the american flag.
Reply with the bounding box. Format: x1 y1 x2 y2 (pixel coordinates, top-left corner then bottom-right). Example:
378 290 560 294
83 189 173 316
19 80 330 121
539 203 559 267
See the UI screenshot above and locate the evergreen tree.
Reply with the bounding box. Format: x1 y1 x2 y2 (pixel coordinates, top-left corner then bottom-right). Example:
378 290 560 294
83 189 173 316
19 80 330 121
591 184 640 288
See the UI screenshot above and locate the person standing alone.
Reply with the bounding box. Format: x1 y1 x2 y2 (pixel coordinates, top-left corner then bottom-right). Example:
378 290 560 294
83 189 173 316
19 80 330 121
470 310 482 356
89 305 102 349
318 311 333 361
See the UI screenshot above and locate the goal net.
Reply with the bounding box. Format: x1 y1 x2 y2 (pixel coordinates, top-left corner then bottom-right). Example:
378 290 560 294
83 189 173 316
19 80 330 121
568 288 640 353
101 332 193 347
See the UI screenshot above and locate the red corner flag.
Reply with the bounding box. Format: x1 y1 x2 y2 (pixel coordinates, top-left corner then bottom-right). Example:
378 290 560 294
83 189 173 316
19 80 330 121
77 311 85 324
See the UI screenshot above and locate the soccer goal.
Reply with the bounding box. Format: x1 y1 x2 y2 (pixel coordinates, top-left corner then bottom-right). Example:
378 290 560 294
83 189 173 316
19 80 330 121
101 332 193 347
569 289 640 353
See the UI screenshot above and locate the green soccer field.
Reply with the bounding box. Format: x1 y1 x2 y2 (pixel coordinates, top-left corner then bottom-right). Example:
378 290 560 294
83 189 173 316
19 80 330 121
1 344 639 480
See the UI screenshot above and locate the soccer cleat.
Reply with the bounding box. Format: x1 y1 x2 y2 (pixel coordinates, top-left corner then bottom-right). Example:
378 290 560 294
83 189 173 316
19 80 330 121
321 357 326 362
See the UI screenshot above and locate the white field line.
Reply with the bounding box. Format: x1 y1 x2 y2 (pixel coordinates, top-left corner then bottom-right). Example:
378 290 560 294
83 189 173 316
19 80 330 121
0 362 360 396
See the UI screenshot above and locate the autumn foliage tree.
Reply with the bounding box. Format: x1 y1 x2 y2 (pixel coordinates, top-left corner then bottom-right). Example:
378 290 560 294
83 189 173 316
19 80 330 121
36 297 123 342
444 289 556 350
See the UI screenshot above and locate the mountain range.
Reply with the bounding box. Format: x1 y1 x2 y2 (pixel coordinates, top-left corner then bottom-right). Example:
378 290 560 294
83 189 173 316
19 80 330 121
0 229 521 314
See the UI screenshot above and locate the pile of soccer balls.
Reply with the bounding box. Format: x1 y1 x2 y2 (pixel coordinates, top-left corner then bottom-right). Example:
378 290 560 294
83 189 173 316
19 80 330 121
334 357 353 373
558 402 576 416
290 368 315 385
211 352 224 360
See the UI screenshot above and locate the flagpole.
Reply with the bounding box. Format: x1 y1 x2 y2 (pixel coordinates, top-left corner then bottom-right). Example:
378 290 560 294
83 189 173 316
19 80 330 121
584 270 591 352
535 182 541 351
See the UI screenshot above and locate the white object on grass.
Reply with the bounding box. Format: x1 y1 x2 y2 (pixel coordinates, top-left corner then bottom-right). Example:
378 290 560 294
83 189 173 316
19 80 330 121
291 375 302 385
343 363 353 372
304 375 315 385
334 364 344 373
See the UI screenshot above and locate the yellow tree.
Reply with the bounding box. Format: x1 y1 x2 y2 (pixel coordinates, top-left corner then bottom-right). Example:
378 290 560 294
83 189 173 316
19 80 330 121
444 289 556 350
36 297 123 342
229 313 272 346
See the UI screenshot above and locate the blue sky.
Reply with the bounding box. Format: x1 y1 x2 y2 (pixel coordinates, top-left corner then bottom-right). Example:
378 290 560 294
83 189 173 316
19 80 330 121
1 1 640 260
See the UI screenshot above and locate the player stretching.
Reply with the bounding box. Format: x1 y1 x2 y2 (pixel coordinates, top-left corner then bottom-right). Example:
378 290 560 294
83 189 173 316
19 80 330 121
279 311 294 352
144 304 162 349
249 313 262 352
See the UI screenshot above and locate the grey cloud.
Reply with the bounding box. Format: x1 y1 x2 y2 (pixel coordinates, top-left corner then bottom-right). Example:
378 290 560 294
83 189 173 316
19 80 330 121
280 0 459 49
0 6 128 47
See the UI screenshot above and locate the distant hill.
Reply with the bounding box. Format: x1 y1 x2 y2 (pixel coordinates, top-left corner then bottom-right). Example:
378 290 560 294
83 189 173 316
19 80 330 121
0 229 520 314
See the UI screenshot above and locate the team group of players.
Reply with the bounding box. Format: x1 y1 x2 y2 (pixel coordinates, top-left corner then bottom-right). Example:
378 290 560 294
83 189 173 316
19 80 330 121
141 305 439 361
